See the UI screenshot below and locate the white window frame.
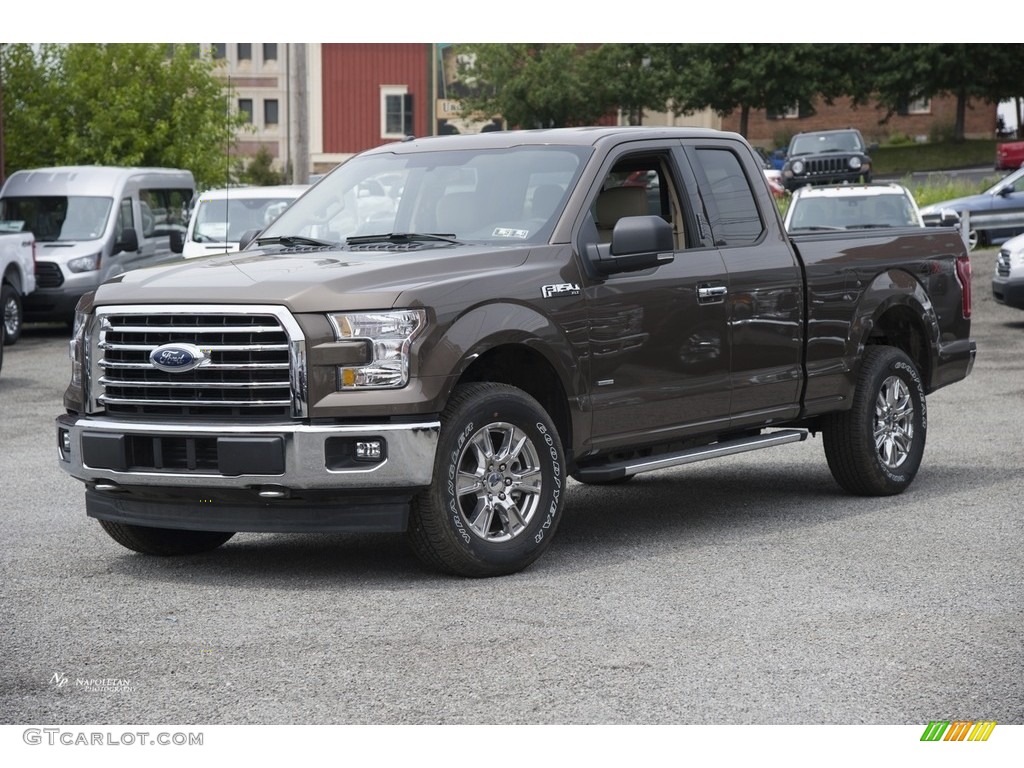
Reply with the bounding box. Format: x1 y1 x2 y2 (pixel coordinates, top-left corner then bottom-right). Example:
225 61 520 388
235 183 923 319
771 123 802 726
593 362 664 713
380 85 411 140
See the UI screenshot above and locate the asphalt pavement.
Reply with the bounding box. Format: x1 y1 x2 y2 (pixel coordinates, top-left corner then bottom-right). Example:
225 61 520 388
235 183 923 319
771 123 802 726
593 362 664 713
0 248 1020 741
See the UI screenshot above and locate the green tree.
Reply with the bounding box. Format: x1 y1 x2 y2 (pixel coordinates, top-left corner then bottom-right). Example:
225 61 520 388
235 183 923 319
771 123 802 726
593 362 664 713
453 43 631 128
1 43 244 187
235 145 286 186
850 44 1024 141
663 43 848 138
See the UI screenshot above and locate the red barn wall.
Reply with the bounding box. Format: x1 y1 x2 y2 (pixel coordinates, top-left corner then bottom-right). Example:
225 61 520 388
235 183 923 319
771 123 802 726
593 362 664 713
321 44 430 155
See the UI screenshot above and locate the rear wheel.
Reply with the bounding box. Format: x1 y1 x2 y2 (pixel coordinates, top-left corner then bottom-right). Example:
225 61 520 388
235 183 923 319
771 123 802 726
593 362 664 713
98 520 235 555
408 383 566 577
822 346 926 496
2 282 22 345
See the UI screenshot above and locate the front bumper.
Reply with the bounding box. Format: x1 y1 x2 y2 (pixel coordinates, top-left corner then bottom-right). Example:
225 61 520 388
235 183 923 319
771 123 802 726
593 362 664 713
57 414 440 532
992 275 1024 310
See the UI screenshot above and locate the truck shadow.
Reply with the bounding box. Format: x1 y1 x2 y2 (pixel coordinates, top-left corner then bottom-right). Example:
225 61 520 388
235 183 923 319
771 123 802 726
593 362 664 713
102 460 1001 587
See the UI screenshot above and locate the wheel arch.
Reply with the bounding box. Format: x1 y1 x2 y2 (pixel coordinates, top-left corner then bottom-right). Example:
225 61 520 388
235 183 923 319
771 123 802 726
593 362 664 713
423 302 584 460
854 269 939 391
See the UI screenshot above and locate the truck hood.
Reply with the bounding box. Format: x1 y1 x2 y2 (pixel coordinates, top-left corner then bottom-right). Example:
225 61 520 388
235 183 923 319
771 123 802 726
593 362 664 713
92 243 532 311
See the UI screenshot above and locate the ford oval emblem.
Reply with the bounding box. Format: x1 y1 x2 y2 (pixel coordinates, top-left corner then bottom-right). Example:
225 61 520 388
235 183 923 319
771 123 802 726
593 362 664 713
149 343 207 373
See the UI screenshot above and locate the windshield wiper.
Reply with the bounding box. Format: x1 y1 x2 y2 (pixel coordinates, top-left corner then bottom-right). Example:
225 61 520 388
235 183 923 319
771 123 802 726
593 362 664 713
256 235 336 247
346 232 459 245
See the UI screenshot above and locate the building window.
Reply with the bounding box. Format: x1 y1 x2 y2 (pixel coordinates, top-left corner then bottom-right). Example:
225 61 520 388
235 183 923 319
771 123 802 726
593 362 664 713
238 44 252 61
212 43 226 60
381 86 413 139
264 99 279 126
263 43 277 62
238 99 253 123
907 97 931 115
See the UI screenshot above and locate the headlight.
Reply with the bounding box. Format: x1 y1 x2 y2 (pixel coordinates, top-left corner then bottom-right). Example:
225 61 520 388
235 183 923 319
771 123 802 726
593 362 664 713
327 309 426 389
791 160 805 175
69 308 89 387
849 157 862 170
67 253 101 273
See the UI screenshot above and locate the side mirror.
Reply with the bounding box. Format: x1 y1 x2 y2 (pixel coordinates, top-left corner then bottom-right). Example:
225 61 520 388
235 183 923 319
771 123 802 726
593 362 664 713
114 227 139 255
868 142 879 153
939 208 960 226
169 229 184 254
997 185 1014 197
238 229 262 250
587 215 675 276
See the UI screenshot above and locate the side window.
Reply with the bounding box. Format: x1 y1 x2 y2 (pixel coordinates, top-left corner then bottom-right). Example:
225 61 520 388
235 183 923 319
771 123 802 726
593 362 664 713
694 148 763 246
588 153 687 249
138 188 192 239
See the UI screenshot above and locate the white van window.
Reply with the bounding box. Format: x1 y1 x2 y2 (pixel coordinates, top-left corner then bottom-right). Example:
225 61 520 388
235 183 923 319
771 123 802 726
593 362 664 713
139 188 192 239
193 196 301 244
0 195 113 242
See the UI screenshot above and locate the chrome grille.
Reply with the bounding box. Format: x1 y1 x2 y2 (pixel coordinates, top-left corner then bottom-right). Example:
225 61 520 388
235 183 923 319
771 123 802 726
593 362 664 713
91 307 304 418
36 262 64 288
997 250 1011 277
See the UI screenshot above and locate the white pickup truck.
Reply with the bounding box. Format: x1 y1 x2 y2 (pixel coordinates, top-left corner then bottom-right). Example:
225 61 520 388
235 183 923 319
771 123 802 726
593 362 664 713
0 225 37 345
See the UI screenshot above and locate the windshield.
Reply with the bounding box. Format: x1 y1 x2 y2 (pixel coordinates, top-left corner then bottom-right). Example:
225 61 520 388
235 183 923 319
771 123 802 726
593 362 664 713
790 131 864 156
260 145 591 246
0 195 113 242
788 194 920 231
986 165 1024 195
192 195 300 244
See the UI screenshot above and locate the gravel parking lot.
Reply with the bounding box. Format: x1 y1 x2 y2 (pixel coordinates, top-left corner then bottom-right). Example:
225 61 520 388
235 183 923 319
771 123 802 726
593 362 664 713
1 248 1020 755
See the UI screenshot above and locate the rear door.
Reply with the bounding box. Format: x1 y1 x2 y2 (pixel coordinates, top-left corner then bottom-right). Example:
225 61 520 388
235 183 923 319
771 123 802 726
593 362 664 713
682 140 804 428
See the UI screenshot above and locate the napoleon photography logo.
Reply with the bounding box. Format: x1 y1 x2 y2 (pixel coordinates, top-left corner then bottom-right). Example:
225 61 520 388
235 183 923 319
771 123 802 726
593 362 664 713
50 673 69 689
50 671 134 694
920 720 997 742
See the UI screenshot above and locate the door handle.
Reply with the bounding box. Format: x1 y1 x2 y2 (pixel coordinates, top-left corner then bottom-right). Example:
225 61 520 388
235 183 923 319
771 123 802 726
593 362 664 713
697 284 728 303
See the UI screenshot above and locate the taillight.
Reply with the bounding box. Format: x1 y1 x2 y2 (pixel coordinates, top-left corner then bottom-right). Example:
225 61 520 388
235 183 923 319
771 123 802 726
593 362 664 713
954 253 972 319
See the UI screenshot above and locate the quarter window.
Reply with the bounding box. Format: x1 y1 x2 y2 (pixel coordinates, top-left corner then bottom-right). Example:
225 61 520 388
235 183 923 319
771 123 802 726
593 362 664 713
694 148 762 246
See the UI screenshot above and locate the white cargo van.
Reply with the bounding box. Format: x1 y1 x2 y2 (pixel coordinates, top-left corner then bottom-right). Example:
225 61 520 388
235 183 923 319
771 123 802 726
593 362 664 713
0 166 195 323
181 185 308 259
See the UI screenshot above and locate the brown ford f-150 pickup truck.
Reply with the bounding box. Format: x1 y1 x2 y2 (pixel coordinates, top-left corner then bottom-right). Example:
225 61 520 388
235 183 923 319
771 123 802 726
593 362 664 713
57 127 976 577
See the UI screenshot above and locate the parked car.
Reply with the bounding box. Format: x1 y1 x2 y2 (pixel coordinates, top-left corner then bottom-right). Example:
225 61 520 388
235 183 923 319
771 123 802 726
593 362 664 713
784 183 925 233
919 165 1024 250
781 128 876 192
752 147 786 198
992 231 1024 309
180 185 309 259
0 225 36 345
995 140 1024 171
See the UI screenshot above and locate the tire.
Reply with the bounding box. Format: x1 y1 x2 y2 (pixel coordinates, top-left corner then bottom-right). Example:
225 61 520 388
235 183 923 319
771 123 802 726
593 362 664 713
408 382 566 577
822 346 927 496
98 520 234 556
2 282 22 345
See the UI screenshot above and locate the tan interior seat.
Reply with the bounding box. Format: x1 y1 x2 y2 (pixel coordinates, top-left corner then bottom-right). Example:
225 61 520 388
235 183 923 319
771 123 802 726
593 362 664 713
596 186 649 242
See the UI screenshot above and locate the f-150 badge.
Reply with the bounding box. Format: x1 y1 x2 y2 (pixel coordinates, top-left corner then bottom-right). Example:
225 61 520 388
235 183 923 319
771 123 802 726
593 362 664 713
541 283 581 298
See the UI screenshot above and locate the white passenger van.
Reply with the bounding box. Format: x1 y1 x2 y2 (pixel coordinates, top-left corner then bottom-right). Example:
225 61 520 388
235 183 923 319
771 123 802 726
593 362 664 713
181 185 308 259
0 166 195 323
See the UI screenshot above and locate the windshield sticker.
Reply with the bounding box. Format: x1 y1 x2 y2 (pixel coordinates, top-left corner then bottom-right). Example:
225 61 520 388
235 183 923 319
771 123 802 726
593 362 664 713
492 227 530 239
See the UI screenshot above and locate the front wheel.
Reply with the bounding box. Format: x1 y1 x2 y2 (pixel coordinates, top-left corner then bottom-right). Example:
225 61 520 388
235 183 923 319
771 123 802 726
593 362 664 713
2 283 22 345
98 520 235 555
408 383 566 577
822 346 926 496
